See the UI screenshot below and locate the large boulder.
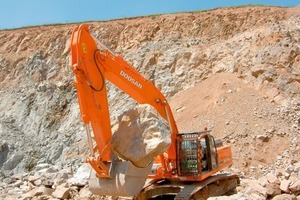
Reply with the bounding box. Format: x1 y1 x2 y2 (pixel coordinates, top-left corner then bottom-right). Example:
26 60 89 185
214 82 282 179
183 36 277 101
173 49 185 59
112 105 171 168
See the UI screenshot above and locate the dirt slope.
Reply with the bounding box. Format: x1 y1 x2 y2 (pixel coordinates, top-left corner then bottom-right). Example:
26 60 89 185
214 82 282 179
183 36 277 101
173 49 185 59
170 73 292 177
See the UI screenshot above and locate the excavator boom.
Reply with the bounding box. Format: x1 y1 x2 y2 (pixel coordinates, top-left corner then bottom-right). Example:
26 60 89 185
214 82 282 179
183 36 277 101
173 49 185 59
70 24 179 196
71 24 178 166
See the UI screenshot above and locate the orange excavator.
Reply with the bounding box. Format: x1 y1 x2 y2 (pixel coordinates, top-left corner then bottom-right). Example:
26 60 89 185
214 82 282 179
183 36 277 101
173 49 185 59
70 24 239 199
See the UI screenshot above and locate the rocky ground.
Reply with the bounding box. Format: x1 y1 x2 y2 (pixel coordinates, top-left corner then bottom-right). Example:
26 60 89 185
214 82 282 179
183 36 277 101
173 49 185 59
0 5 299 200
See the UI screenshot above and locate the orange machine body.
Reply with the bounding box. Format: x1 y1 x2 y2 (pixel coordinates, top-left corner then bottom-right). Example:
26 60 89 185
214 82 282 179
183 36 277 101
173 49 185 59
70 24 233 182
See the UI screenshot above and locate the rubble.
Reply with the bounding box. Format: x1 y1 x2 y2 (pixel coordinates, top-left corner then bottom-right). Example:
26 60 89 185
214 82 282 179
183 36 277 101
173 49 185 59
231 162 300 199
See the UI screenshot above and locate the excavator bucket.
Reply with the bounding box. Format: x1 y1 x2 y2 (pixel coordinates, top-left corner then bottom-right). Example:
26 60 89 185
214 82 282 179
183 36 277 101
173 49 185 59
89 160 152 197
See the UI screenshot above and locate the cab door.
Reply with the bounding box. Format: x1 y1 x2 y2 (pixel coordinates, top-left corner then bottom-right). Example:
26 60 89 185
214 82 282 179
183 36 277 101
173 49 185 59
200 134 218 173
208 135 218 170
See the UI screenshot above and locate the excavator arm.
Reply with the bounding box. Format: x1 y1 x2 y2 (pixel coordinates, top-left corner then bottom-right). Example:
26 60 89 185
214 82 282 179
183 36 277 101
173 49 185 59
70 24 178 178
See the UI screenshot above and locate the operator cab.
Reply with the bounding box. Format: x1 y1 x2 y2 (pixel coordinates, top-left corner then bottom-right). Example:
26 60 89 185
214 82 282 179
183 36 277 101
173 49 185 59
177 130 218 177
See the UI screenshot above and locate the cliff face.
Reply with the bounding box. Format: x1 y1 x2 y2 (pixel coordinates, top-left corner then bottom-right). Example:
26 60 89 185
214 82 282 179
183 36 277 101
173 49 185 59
0 5 299 181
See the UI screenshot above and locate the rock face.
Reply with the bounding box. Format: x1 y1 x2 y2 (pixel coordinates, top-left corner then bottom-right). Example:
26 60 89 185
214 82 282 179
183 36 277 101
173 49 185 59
112 105 170 167
0 5 299 200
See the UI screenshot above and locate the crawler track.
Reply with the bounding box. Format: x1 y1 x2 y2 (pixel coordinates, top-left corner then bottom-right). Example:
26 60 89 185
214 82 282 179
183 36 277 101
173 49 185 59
135 174 239 200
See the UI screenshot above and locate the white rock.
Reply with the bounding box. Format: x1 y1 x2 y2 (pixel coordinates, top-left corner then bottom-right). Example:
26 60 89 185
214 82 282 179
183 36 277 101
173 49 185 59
43 187 54 196
22 189 43 199
289 174 299 183
52 186 70 199
56 171 69 180
34 179 42 186
289 180 300 194
45 166 59 173
280 179 292 193
79 187 92 198
266 173 280 184
266 183 281 197
11 173 24 181
28 175 40 183
8 187 23 195
256 134 269 142
68 163 91 186
284 172 291 179
12 180 23 188
272 194 297 200
20 183 32 193
243 179 267 197
36 163 51 171
42 179 54 187
258 176 268 187
286 165 295 174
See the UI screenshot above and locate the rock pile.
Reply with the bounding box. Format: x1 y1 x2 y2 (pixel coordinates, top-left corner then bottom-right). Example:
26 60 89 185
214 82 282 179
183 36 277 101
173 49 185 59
0 163 100 200
210 161 300 200
1 161 299 200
